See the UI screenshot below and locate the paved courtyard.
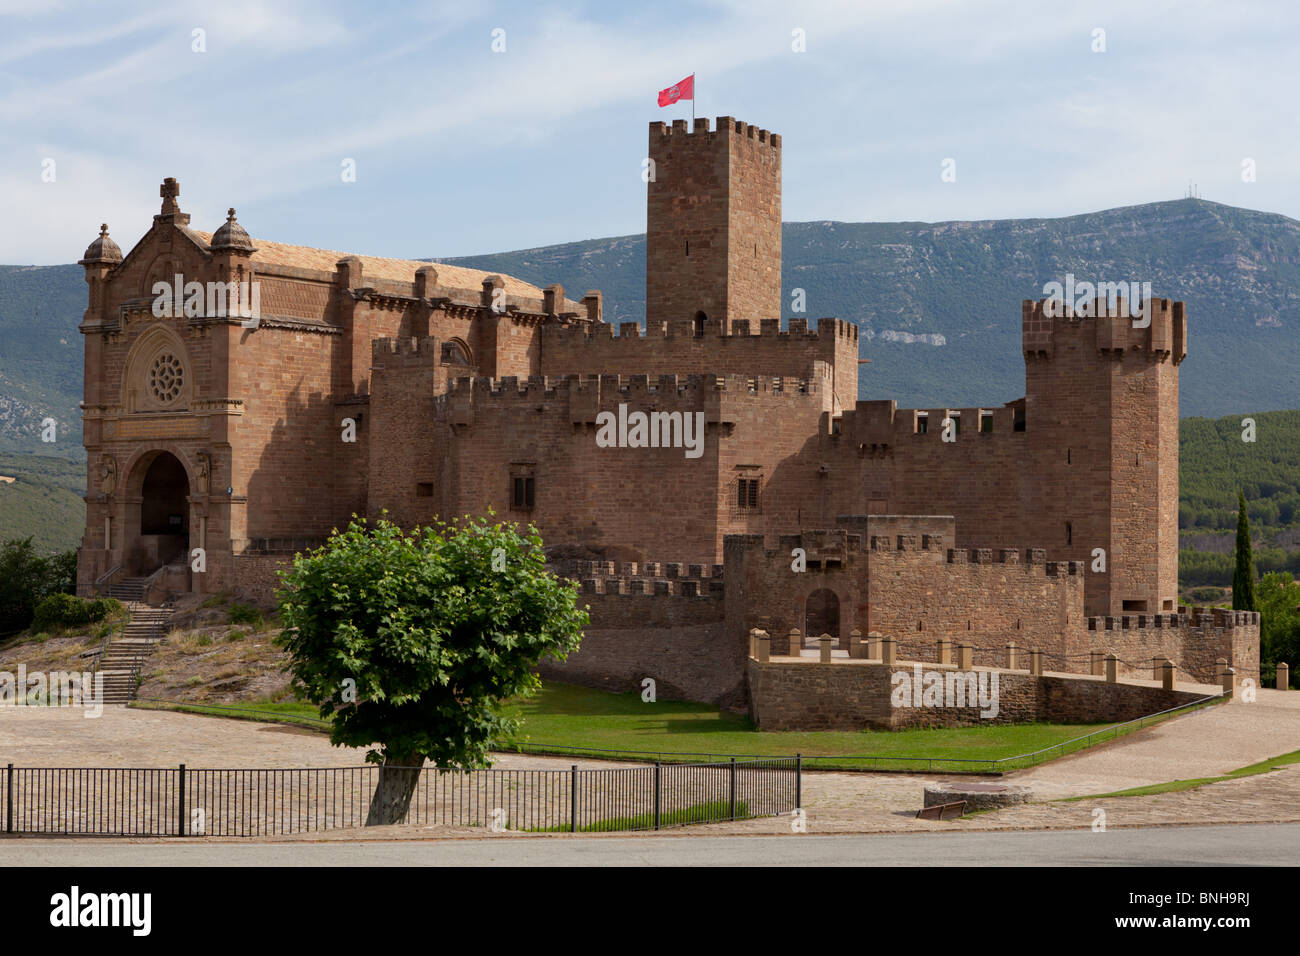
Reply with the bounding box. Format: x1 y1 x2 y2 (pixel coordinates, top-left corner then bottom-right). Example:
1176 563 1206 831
1 690 1298 840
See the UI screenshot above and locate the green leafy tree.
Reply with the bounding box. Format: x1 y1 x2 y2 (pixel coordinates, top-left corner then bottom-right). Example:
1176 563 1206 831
1233 491 1257 611
1257 572 1300 688
0 538 75 635
276 515 587 825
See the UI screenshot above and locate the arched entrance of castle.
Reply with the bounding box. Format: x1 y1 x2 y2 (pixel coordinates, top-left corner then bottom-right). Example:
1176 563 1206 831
124 450 191 575
804 588 841 649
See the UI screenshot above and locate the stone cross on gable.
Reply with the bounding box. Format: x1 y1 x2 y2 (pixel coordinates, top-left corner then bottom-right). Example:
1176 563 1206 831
160 177 181 214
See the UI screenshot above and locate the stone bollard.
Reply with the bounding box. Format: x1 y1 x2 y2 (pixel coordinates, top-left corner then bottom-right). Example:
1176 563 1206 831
1006 641 1018 670
1219 658 1234 696
1151 656 1168 680
1278 662 1290 691
938 638 952 665
1105 654 1118 683
881 637 897 665
1029 649 1043 677
819 633 833 663
787 628 802 657
756 632 771 663
1161 660 1175 691
848 628 865 659
867 631 883 660
957 644 973 670
1090 650 1105 677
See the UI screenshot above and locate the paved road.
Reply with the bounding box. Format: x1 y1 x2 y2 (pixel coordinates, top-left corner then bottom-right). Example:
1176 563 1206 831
5 823 1297 866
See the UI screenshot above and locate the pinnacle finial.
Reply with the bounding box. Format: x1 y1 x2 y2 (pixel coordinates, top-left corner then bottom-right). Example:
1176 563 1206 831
99 224 108 236
227 207 236 220
159 177 182 217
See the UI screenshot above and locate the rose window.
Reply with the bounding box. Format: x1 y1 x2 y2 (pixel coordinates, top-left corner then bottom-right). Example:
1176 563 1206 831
149 353 184 404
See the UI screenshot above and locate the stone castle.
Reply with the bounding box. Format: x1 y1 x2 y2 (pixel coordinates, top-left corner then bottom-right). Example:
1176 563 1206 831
76 116 1258 713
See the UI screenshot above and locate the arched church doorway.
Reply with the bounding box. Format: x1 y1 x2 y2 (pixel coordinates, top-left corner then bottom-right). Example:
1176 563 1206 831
126 451 190 574
804 588 841 648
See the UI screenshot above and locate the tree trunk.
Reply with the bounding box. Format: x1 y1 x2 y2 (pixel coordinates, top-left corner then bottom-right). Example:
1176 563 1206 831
364 753 423 826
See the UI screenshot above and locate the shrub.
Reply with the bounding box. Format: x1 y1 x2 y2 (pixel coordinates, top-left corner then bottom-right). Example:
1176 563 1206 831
31 594 122 632
228 603 263 627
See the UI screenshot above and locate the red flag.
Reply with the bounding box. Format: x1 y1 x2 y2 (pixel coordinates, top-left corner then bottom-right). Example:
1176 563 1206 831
657 74 694 107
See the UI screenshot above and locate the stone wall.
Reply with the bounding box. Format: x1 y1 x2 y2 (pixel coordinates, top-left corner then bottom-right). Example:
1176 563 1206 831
746 658 1209 731
1085 608 1260 683
538 585 741 709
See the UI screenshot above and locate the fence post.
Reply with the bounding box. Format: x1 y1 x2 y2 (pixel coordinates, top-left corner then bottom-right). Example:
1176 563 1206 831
729 757 736 821
1278 662 1290 691
654 762 661 831
5 764 11 834
795 753 802 810
566 764 577 832
177 763 186 836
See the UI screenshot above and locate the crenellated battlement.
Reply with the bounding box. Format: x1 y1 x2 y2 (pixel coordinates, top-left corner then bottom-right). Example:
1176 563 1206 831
563 316 855 343
570 559 724 579
1086 607 1261 632
371 335 439 363
570 557 725 598
1022 296 1187 364
649 115 781 150
839 398 1025 447
441 370 827 400
539 317 857 410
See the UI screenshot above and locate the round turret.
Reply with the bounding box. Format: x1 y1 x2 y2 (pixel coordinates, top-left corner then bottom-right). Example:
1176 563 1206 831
210 208 254 253
80 224 122 265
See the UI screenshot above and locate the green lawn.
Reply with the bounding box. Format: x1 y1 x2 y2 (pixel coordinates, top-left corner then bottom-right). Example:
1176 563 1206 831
134 681 1213 773
132 697 326 729
498 683 1120 770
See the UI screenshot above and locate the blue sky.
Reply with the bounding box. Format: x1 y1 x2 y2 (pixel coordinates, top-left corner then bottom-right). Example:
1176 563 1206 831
2 0 1296 265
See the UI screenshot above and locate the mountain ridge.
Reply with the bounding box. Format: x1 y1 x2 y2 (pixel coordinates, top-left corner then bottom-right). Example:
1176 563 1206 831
1 198 1296 461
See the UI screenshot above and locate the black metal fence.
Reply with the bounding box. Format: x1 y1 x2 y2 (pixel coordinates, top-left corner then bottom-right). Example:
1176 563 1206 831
1 757 800 837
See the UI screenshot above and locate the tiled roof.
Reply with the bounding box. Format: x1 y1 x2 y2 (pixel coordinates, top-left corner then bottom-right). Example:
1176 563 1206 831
189 230 555 301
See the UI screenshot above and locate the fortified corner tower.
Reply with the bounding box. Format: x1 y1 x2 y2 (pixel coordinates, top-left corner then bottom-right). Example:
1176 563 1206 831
645 116 782 332
1021 296 1187 618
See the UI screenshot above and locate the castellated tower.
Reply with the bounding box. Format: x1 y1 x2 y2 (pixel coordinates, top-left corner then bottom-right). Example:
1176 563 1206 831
645 117 782 332
1022 297 1187 618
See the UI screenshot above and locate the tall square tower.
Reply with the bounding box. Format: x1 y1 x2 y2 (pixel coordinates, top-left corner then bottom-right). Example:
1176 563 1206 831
645 117 782 332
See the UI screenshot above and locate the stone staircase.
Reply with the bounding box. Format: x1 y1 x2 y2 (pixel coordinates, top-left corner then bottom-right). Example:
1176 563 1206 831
93 601 171 705
106 577 152 604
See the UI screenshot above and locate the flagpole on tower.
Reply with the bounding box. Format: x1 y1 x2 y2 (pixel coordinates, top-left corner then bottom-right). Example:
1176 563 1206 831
691 73 695 124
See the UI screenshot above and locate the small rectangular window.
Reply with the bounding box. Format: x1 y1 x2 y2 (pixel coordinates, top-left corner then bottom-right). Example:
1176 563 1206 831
737 478 760 510
511 476 535 510
1065 521 1072 545
416 482 433 498
980 414 993 433
916 415 928 435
